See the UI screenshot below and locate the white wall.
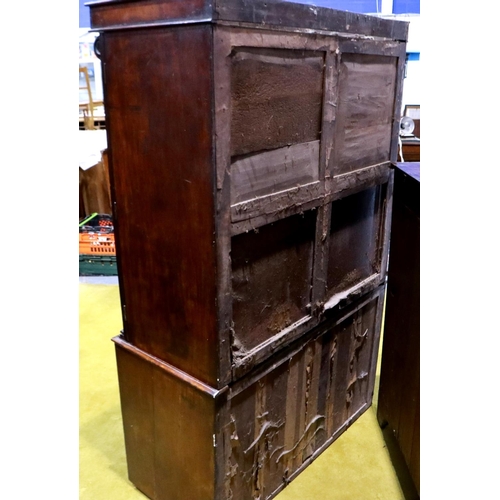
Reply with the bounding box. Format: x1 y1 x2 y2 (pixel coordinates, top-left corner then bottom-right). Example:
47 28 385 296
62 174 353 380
376 14 422 108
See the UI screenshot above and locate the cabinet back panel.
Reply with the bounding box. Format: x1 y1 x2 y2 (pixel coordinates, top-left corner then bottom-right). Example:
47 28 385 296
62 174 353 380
335 54 397 174
230 140 320 205
224 296 380 499
230 47 324 157
231 210 316 352
327 185 384 296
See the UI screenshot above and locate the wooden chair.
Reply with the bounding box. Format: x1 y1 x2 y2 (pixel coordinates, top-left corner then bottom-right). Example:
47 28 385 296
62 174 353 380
79 65 104 130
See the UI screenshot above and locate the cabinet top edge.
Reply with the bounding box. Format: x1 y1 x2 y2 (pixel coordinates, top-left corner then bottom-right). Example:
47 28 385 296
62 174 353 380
86 0 409 41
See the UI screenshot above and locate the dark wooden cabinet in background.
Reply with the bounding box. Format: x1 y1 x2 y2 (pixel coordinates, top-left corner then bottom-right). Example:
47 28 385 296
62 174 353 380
88 1 408 499
377 163 420 498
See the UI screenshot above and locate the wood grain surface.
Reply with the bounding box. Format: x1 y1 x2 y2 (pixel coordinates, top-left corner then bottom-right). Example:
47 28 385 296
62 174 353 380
90 0 212 29
103 25 219 386
113 286 385 500
334 53 398 175
230 141 320 204
89 0 408 41
115 340 217 500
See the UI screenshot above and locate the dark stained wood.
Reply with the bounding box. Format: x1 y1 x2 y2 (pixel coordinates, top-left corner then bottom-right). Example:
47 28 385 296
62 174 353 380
413 119 420 138
88 2 408 498
377 163 420 497
94 15 406 387
217 27 334 232
230 315 317 382
213 26 235 388
319 49 339 187
114 338 217 500
88 0 213 30
345 300 379 420
401 138 421 162
153 368 216 500
328 161 392 202
338 37 403 57
88 0 409 41
310 203 332 317
230 182 322 230
115 343 155 498
379 170 394 286
214 0 409 41
334 53 398 175
113 335 227 397
102 25 219 387
391 44 408 163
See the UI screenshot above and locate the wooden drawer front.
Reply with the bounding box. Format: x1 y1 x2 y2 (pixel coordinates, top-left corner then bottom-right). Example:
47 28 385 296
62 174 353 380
334 53 398 175
231 210 316 353
325 184 386 306
223 290 383 500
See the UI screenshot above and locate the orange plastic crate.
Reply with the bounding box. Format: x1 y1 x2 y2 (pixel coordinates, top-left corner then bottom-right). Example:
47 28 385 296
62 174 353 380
79 231 116 255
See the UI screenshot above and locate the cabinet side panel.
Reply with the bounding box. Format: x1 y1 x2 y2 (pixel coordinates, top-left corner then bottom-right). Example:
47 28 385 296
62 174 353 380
115 345 156 498
103 25 218 386
153 368 216 500
115 342 216 500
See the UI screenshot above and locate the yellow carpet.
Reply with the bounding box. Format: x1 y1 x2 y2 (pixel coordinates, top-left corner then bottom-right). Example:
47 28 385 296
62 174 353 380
80 283 404 499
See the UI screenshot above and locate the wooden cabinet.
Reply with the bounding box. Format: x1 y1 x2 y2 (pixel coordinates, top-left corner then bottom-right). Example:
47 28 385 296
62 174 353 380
377 163 420 498
88 1 408 499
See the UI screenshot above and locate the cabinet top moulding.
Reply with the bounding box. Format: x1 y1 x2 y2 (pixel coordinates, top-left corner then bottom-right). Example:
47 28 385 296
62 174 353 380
87 0 409 41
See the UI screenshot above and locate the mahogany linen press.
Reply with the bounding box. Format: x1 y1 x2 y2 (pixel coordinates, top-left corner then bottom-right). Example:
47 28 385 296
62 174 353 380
86 1 408 498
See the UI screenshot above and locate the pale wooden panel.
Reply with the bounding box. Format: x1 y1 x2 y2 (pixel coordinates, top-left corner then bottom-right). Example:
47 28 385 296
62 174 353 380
335 53 397 174
230 140 320 204
341 123 393 167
